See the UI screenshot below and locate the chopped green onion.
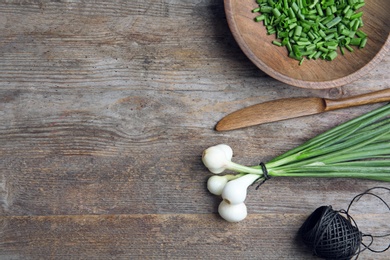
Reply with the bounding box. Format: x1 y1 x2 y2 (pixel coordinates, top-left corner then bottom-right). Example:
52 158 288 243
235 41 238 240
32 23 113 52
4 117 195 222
350 37 362 46
260 6 273 13
316 3 324 16
354 2 365 10
326 16 342 28
272 8 282 18
345 44 354 52
340 45 345 55
305 44 316 52
313 50 323 59
356 30 367 39
255 15 266 22
326 50 338 60
294 25 303 37
350 11 363 20
359 37 367 48
252 0 368 64
272 40 283 46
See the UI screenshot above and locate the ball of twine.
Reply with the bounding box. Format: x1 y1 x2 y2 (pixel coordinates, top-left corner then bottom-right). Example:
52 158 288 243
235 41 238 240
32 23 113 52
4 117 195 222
298 187 390 259
299 205 362 260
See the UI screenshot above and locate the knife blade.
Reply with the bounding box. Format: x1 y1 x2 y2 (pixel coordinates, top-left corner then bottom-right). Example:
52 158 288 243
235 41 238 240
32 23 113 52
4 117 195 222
215 88 390 131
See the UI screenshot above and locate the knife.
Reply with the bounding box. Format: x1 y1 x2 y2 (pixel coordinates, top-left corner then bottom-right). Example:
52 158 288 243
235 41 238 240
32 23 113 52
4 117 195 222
215 88 390 131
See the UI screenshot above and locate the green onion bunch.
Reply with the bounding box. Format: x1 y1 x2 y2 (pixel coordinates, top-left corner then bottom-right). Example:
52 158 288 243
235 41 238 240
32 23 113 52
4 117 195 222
252 0 368 64
202 103 390 222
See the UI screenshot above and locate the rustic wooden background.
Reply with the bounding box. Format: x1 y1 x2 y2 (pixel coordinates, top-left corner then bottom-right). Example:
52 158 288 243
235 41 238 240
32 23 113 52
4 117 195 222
0 0 389 259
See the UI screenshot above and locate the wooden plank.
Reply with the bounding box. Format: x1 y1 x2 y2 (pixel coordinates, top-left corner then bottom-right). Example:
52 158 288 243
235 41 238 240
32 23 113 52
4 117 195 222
1 120 387 216
0 214 388 259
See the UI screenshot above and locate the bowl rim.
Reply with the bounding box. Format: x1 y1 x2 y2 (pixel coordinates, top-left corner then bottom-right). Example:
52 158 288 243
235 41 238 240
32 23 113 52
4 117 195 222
224 0 390 89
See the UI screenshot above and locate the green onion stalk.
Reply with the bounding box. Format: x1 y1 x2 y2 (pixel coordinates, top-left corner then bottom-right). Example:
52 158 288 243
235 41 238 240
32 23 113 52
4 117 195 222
202 103 390 222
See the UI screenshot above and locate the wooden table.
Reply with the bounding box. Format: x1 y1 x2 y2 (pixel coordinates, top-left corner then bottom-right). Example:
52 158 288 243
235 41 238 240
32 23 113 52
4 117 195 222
1 1 389 259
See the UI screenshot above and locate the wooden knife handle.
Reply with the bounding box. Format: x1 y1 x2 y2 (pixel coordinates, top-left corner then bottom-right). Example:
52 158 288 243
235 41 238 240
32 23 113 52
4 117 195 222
324 88 390 111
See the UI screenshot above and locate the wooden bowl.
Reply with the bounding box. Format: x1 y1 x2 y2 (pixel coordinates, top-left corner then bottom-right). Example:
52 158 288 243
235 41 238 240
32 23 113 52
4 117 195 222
224 0 390 89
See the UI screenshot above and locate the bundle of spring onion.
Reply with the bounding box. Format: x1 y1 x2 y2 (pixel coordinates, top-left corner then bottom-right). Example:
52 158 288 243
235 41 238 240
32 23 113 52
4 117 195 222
252 0 367 64
202 103 390 222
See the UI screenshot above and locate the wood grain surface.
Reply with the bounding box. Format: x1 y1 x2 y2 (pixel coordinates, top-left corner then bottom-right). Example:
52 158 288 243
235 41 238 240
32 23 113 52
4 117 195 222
0 1 389 259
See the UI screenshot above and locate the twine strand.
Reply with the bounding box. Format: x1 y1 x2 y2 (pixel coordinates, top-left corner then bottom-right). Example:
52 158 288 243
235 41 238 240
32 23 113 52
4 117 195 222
346 187 390 255
255 162 270 190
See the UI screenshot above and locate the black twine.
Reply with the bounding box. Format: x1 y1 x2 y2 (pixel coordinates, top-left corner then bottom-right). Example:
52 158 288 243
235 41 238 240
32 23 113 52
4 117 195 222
299 187 390 260
255 162 270 190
